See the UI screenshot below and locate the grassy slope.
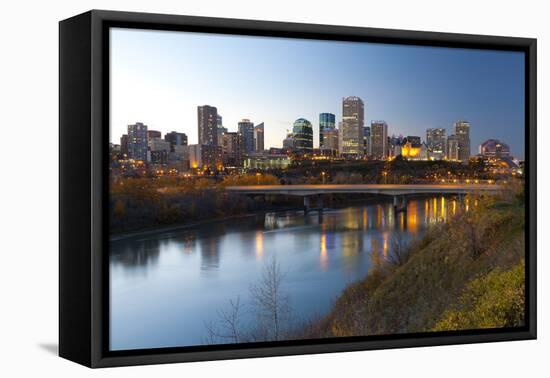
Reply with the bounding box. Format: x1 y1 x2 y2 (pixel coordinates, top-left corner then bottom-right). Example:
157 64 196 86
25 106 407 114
304 194 525 338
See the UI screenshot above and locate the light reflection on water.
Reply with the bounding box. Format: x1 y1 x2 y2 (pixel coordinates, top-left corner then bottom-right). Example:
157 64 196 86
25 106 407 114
110 195 461 351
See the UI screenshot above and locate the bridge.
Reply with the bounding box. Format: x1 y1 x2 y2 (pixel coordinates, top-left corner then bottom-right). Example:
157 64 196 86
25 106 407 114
226 184 502 215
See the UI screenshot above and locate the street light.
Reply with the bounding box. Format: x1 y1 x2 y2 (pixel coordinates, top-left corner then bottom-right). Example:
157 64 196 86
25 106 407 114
321 171 326 184
256 172 261 185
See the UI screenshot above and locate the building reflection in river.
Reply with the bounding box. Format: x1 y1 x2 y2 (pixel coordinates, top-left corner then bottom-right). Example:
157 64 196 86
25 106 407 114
110 194 477 349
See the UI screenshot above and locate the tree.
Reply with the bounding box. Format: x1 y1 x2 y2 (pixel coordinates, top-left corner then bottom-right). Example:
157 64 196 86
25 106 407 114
250 257 291 341
204 297 243 344
386 232 411 267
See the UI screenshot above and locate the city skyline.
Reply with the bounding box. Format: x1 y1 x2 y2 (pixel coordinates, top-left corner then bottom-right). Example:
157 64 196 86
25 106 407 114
110 28 526 158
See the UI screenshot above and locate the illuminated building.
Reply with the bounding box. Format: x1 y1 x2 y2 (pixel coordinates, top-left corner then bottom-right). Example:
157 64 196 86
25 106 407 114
426 128 446 160
447 135 460 161
319 113 336 148
453 120 471 162
322 128 339 155
292 118 313 153
479 139 511 158
341 96 364 157
400 141 428 160
184 144 222 170
238 119 255 154
244 154 291 170
254 122 265 152
197 105 218 146
370 121 388 160
221 131 243 167
127 122 148 162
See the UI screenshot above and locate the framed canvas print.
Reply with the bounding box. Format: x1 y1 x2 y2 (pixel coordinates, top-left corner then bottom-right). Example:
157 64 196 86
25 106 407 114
59 10 536 368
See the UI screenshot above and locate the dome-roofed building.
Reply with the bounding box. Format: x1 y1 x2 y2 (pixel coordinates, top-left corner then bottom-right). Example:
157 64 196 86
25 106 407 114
479 139 511 158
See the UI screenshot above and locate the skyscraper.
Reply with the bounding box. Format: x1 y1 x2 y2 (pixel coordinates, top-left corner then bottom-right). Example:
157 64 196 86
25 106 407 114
238 119 255 155
127 122 148 161
426 128 447 160
254 122 265 152
341 96 364 157
453 120 471 163
370 121 388 160
447 135 460 161
363 126 371 157
120 134 129 158
319 113 336 148
164 131 188 152
323 128 339 154
292 118 313 153
197 105 218 146
221 131 243 167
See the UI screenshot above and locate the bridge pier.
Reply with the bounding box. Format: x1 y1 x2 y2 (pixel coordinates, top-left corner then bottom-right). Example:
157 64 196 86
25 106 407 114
393 195 408 214
303 196 311 214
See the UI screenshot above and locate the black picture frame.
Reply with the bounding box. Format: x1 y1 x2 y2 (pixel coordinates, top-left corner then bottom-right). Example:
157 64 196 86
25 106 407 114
59 9 537 368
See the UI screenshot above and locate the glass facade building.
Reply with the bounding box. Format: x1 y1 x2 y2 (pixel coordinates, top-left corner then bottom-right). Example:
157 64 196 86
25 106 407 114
341 96 364 157
292 118 313 153
238 119 255 155
319 113 336 148
127 122 148 161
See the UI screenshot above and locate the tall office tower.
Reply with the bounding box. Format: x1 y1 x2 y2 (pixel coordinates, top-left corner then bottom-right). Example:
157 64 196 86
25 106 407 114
127 122 148 161
319 113 336 148
147 130 162 140
164 131 188 152
323 128 339 154
292 118 314 153
254 122 265 152
120 134 129 158
197 105 218 146
370 121 388 160
447 135 460 161
426 128 447 160
341 96 364 157
453 120 471 163
217 115 223 128
363 126 371 157
238 119 255 154
221 131 243 167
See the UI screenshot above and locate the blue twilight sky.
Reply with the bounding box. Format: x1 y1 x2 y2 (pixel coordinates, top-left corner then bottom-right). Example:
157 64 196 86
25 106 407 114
110 27 526 158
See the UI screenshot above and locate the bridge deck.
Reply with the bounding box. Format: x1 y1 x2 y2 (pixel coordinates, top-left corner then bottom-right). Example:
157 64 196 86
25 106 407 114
226 184 501 196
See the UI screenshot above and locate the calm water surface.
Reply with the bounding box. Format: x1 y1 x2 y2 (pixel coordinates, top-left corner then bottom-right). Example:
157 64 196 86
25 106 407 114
110 196 459 350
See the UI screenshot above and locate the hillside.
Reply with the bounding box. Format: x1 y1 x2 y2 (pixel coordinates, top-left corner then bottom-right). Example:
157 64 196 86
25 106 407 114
303 187 525 338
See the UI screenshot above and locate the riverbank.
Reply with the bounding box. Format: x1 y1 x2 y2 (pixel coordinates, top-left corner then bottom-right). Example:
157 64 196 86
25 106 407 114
301 190 525 338
110 193 454 241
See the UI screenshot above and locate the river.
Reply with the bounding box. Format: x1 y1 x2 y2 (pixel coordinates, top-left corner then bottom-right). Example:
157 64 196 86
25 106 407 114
109 195 460 350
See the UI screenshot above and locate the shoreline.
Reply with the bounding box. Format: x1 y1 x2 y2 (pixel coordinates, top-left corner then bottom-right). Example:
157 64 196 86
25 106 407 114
109 193 454 242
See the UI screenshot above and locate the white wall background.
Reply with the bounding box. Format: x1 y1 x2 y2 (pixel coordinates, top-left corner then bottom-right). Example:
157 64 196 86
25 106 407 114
0 0 547 376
